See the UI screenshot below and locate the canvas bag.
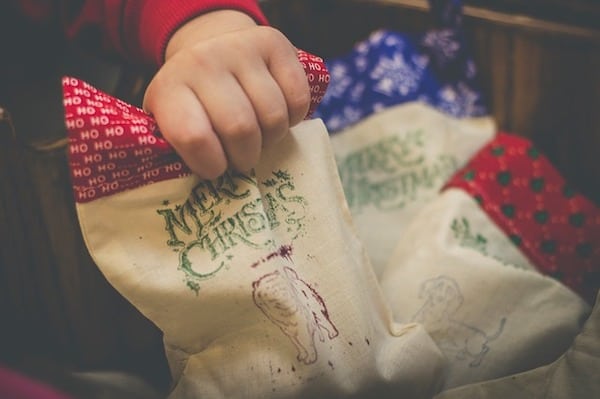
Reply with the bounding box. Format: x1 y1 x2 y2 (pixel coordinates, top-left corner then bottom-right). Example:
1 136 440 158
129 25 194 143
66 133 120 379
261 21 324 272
379 133 599 390
330 102 495 277
62 56 447 398
434 291 600 399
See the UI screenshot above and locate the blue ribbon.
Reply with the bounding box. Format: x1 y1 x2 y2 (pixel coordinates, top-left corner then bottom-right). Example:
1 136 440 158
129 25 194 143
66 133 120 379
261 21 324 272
313 0 488 133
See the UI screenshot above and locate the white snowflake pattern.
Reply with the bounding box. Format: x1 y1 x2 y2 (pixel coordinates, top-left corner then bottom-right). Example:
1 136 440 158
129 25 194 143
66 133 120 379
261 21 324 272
326 106 363 131
383 34 404 49
326 115 344 131
355 35 373 55
341 106 364 125
465 60 478 80
412 54 430 70
370 53 424 96
330 62 349 79
349 82 366 102
372 102 387 113
327 63 354 99
434 83 486 117
368 30 387 46
354 56 369 73
422 29 460 62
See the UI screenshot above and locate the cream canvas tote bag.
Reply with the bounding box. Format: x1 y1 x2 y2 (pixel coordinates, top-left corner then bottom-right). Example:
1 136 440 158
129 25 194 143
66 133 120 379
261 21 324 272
63 77 446 399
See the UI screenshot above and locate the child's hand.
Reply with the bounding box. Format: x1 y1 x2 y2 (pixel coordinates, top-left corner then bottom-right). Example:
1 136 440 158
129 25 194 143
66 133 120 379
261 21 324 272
143 10 311 180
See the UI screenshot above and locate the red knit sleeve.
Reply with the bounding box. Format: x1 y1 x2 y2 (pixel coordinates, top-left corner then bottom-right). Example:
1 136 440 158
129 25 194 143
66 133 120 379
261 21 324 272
62 0 269 66
137 0 270 65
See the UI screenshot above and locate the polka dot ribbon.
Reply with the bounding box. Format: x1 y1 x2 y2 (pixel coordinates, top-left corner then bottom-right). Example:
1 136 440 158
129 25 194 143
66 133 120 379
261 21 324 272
445 133 600 304
63 50 329 204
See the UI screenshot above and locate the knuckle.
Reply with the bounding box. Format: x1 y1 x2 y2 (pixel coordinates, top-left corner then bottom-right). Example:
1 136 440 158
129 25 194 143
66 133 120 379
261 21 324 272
174 42 218 72
230 152 259 173
142 80 160 111
170 125 211 149
184 148 227 180
260 108 288 132
219 115 258 141
188 47 214 68
202 161 228 180
257 25 286 42
288 88 311 116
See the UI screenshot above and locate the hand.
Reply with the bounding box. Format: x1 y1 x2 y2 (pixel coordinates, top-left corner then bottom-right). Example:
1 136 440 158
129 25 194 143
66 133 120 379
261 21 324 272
143 10 311 180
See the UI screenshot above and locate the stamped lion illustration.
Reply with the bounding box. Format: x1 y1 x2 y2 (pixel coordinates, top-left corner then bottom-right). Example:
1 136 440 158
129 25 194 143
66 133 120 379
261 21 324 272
252 266 339 364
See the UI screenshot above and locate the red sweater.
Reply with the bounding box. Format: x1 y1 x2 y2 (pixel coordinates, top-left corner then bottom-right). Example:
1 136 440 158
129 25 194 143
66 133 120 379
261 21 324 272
12 0 269 66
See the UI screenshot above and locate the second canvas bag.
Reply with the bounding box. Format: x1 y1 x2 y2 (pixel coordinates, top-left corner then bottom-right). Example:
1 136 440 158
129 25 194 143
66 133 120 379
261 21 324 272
330 102 495 276
379 133 598 390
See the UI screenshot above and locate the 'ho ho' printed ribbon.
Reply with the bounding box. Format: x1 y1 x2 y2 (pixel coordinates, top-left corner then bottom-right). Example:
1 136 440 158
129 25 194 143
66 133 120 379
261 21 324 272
63 50 329 204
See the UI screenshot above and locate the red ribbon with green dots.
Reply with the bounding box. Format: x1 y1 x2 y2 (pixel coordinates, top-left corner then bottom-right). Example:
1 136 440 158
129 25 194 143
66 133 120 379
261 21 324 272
445 133 600 304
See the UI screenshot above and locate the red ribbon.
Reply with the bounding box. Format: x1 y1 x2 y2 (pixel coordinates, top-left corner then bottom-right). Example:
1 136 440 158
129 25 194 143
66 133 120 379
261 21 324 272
445 133 600 303
63 50 329 203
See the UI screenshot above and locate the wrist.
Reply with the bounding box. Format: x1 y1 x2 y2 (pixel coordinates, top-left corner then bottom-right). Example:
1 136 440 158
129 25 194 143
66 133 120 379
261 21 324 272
165 10 257 61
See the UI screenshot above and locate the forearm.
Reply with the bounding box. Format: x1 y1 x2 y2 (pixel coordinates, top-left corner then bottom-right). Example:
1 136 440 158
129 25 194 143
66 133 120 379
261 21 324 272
165 9 258 61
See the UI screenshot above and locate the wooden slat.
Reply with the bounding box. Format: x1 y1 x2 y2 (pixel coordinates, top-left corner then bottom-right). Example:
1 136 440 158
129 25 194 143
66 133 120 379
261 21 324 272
510 35 542 137
468 24 513 132
348 0 600 41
